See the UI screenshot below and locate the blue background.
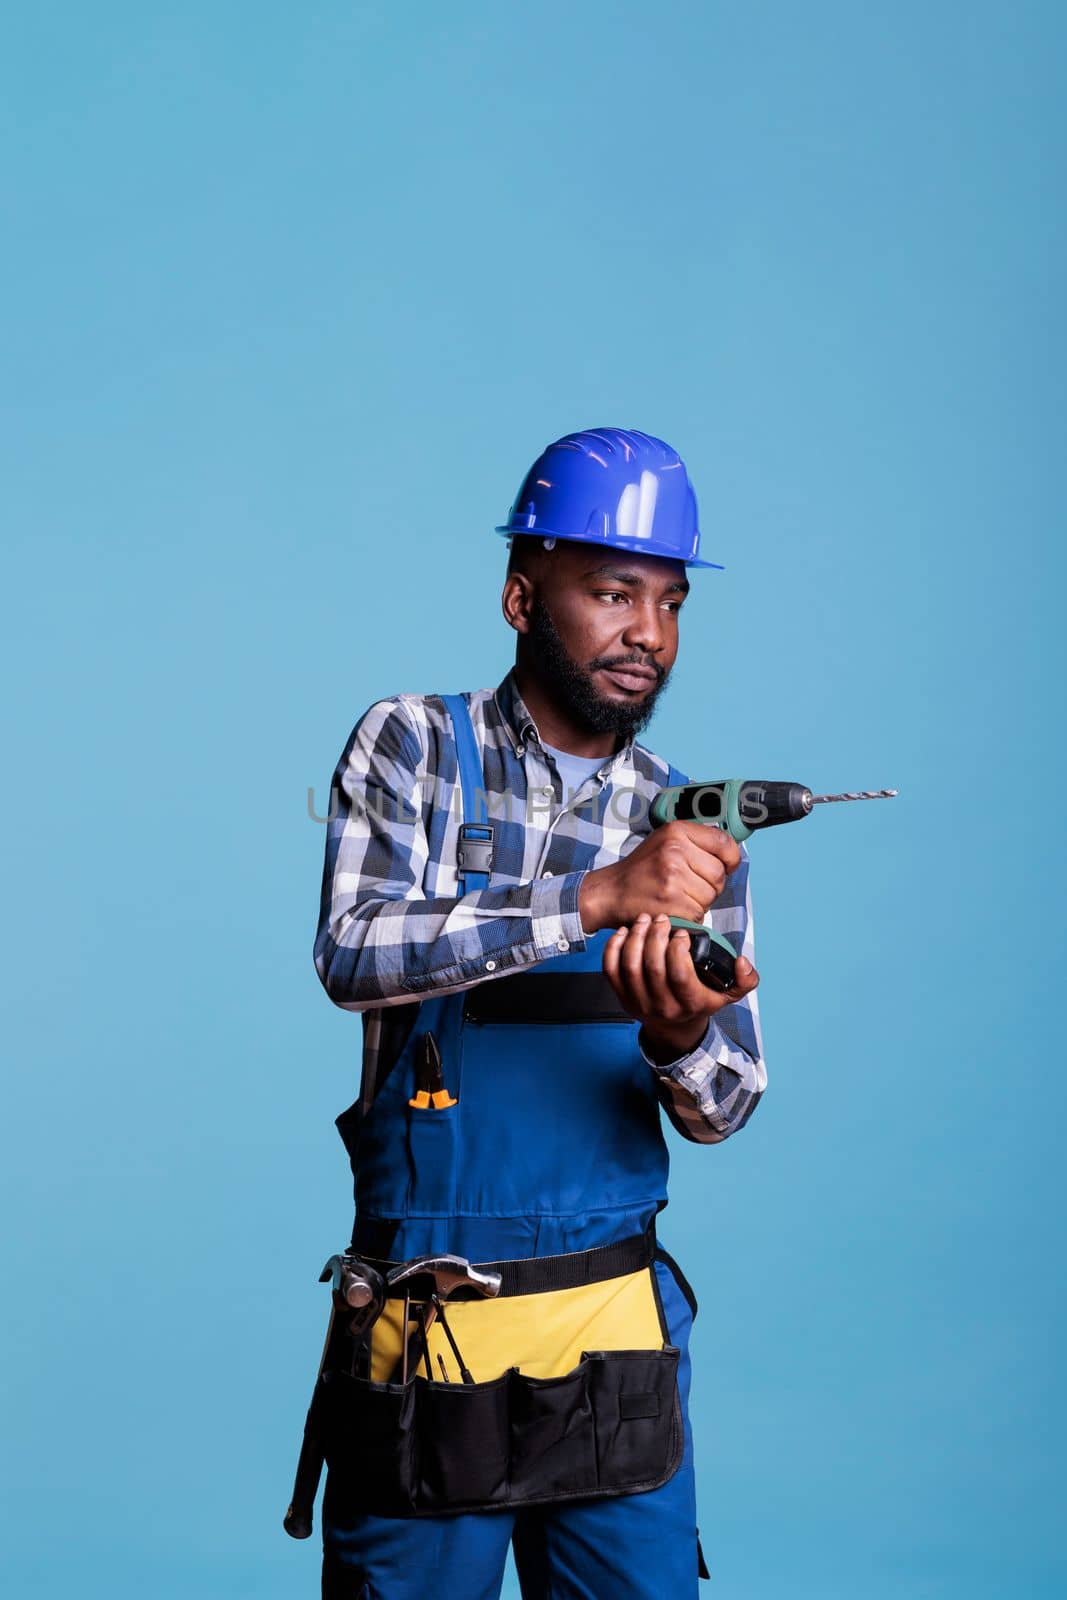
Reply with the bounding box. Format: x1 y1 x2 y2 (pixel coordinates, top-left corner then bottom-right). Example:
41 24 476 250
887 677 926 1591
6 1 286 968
2 3 1062 1595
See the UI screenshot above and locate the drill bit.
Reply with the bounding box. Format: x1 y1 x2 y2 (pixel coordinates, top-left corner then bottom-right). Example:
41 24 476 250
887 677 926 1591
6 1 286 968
810 789 898 804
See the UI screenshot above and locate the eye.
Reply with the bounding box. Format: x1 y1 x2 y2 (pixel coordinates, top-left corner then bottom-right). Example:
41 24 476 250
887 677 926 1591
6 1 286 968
596 590 628 604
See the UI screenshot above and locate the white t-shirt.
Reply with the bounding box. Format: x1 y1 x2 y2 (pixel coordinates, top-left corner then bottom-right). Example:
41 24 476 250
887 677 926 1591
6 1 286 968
542 741 607 800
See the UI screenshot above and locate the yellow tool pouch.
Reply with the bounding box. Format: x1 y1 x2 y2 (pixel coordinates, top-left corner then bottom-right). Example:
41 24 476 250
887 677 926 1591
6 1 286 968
315 1241 683 1519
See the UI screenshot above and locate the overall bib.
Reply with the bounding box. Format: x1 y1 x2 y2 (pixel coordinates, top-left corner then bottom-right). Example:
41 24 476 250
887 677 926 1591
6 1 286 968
321 696 708 1598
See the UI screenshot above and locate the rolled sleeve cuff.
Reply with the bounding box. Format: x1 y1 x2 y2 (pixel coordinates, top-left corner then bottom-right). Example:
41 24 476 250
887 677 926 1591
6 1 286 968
639 1018 741 1137
529 869 588 958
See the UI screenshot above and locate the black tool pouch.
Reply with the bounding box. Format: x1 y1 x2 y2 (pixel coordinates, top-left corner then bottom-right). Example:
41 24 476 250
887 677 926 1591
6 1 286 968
316 1346 682 1520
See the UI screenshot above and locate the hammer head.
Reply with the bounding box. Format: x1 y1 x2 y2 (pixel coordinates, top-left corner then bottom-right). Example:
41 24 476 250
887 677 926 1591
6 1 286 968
385 1254 502 1303
320 1254 387 1336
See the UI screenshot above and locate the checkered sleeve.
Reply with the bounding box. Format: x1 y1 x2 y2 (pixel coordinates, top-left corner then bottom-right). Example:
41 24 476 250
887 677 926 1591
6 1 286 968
313 698 587 1012
639 843 767 1144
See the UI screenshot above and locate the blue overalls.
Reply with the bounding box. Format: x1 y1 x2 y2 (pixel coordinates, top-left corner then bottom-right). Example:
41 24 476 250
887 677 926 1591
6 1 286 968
322 696 706 1599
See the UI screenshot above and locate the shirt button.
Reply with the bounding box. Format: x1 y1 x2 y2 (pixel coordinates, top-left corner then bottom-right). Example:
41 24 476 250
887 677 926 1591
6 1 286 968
556 938 569 952
542 871 554 879
541 786 553 798
485 959 497 972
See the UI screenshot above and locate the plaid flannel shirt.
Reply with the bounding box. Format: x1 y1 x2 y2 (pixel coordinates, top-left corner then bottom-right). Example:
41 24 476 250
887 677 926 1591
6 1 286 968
314 672 767 1144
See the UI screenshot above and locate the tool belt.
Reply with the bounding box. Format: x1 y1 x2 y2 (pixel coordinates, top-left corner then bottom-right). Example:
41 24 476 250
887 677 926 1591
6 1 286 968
313 1231 683 1520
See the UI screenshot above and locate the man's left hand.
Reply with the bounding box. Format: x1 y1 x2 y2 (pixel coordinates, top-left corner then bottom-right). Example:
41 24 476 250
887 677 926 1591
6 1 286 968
603 912 760 1065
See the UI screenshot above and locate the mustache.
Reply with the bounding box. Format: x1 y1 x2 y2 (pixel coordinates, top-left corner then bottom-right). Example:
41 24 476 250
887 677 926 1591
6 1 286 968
588 653 666 684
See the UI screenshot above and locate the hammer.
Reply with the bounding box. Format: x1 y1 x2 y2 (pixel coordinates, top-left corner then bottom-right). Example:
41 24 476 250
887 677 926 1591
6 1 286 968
386 1255 502 1385
282 1255 386 1540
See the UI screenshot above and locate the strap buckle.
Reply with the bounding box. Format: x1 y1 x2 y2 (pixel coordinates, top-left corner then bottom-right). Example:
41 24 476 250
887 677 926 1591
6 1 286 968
457 822 494 875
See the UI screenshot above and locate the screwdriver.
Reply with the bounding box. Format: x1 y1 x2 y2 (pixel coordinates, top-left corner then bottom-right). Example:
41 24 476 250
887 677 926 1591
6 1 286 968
649 779 898 992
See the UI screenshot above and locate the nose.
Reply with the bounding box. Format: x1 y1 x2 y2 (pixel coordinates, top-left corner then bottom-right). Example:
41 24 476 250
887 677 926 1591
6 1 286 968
620 600 668 659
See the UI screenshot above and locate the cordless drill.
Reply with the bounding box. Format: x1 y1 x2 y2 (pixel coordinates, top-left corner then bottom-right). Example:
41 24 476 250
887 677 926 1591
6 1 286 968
649 780 898 991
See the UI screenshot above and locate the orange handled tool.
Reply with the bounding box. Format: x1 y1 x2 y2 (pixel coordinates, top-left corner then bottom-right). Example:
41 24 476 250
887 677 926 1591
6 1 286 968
408 1031 457 1110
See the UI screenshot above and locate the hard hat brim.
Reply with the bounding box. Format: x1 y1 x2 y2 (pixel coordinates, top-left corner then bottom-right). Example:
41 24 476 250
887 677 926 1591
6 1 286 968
494 526 723 570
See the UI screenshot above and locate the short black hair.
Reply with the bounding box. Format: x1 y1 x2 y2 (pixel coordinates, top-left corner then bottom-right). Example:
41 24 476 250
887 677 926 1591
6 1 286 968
506 534 547 577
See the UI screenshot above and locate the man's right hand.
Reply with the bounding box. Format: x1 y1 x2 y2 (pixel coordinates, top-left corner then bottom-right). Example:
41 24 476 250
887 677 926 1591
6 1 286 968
578 821 743 934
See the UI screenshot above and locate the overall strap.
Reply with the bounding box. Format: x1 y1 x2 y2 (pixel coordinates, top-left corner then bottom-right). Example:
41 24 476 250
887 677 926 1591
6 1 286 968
441 693 493 893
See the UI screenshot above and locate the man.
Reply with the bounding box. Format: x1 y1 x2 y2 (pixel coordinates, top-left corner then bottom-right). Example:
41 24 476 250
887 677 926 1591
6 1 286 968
313 427 766 1598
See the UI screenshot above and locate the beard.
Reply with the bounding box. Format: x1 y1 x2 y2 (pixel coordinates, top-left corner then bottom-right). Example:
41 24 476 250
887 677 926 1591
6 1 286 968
526 597 671 739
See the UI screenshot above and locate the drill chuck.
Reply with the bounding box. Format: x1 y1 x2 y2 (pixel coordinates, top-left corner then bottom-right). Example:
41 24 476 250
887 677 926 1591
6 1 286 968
735 781 814 830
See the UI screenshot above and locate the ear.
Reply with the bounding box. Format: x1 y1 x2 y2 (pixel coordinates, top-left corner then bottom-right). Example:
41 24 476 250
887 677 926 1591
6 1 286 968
501 571 535 636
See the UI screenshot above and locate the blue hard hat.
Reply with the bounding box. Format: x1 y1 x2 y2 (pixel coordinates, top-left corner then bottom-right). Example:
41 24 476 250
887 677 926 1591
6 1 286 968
495 427 722 570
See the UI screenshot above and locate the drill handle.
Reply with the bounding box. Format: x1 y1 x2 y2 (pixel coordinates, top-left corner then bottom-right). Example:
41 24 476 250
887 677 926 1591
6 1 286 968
669 917 739 992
